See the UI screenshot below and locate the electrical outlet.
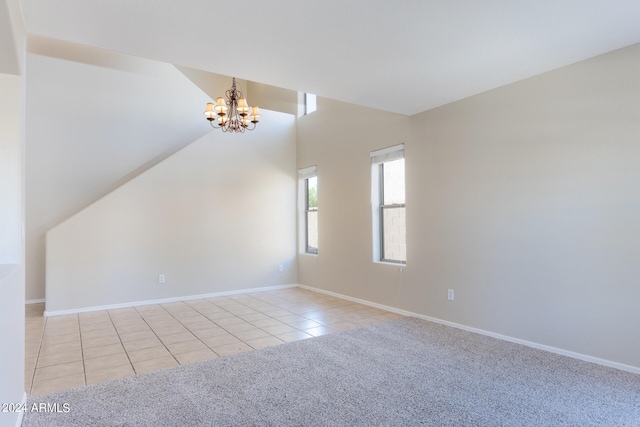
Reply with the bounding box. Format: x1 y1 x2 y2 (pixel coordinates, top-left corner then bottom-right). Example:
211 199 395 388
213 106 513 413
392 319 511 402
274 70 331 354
448 289 454 301
278 264 284 273
159 274 165 284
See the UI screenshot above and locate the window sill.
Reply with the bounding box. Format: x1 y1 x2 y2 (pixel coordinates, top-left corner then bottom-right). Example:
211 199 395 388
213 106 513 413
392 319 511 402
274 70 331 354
374 260 406 268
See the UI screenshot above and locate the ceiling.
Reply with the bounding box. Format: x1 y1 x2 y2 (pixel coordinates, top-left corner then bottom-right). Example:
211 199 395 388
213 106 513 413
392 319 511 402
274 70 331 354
19 0 640 115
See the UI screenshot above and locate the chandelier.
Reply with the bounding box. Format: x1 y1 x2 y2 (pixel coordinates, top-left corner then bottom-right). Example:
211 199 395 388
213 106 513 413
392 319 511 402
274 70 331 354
203 77 261 133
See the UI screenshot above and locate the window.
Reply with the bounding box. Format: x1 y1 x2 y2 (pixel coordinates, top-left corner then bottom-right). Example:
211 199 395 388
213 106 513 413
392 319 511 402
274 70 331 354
305 176 318 253
304 93 317 115
371 145 406 264
298 166 318 254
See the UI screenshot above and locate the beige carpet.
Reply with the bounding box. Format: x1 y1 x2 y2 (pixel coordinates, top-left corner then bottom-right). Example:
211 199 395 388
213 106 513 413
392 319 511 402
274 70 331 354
22 317 640 426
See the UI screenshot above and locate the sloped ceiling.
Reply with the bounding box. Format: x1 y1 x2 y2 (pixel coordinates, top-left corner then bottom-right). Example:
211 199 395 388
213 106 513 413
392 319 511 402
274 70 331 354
26 36 212 232
19 0 640 115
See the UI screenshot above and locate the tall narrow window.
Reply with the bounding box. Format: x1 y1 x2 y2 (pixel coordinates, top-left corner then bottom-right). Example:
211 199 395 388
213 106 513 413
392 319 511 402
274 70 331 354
371 145 406 264
305 93 317 115
299 166 318 254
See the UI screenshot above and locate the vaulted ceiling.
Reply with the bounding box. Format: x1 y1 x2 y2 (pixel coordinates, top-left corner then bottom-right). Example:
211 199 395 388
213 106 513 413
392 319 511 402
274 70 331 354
19 0 640 115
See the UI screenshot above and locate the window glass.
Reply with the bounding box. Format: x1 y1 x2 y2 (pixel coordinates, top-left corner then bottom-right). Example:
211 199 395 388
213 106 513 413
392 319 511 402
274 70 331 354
382 159 405 205
306 176 318 254
381 204 406 263
305 93 317 115
371 146 406 264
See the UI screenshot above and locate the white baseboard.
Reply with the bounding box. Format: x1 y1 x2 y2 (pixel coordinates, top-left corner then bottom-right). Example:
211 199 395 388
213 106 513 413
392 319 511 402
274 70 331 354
297 284 640 375
14 392 27 427
25 298 45 305
44 284 297 317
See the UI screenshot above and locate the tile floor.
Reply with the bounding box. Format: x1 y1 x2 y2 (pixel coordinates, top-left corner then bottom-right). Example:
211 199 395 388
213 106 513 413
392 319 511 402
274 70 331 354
25 287 403 397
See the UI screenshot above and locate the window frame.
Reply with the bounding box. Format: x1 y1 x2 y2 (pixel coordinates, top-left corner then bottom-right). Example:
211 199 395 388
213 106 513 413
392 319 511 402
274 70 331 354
304 93 317 115
370 144 406 265
378 162 406 264
298 166 318 255
305 175 318 254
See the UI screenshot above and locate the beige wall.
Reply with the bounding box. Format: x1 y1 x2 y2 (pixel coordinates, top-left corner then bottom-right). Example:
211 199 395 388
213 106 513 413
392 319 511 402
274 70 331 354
0 263 25 426
46 109 297 313
0 72 25 427
0 0 23 75
0 73 21 264
25 39 212 301
247 81 299 116
296 96 413 305
0 0 26 425
297 44 640 369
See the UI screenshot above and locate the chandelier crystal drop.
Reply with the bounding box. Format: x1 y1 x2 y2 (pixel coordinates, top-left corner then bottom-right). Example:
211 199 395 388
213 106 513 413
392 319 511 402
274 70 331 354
203 77 261 133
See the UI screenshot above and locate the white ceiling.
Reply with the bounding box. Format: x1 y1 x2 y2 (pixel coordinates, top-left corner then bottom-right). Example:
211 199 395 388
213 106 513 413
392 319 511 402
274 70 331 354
19 0 640 115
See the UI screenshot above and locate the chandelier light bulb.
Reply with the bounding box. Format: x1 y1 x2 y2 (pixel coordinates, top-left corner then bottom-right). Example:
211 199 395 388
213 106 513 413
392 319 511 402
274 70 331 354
237 98 249 114
214 97 228 114
250 106 261 122
203 102 215 120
